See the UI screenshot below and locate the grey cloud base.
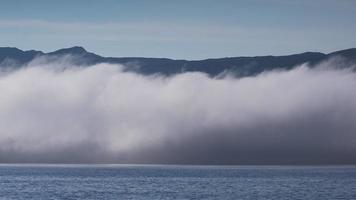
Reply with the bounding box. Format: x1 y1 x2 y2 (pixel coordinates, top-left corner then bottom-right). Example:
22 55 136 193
0 59 356 164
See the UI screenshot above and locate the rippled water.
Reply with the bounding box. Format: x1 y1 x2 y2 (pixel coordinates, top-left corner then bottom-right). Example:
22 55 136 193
0 165 356 199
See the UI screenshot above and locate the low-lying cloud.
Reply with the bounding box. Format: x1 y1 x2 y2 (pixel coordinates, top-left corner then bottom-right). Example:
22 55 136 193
0 58 356 164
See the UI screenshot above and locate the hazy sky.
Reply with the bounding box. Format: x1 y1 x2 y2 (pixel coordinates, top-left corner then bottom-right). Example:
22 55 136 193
0 0 355 59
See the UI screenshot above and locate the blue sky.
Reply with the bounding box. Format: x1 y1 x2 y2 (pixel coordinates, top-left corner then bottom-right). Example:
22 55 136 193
0 0 355 59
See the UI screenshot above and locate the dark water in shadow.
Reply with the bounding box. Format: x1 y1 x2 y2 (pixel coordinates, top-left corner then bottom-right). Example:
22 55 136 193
0 164 356 199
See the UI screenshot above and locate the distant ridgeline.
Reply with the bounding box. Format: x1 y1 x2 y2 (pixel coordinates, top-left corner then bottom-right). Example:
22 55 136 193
0 46 356 77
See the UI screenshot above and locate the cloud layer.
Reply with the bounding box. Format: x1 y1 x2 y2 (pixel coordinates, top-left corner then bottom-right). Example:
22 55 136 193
0 59 356 164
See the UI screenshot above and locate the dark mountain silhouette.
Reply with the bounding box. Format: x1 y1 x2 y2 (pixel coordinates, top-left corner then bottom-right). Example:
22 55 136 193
0 47 43 66
0 46 355 76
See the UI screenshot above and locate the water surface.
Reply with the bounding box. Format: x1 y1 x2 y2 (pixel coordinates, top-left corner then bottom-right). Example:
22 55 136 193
0 164 355 199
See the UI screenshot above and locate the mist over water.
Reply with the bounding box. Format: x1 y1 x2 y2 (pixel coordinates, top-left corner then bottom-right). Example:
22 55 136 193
0 57 356 164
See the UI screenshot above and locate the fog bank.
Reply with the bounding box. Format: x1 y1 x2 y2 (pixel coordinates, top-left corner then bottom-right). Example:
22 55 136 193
0 59 356 164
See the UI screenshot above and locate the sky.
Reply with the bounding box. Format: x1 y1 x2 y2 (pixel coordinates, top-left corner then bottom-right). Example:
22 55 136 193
0 0 355 59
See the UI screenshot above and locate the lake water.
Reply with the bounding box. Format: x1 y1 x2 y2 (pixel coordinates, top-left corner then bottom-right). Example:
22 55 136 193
0 165 355 199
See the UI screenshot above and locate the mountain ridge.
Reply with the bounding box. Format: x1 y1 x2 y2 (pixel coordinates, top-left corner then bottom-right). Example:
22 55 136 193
1 46 355 77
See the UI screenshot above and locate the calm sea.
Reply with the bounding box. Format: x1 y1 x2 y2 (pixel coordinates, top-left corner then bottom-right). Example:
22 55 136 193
0 164 355 199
